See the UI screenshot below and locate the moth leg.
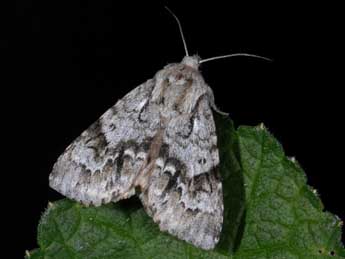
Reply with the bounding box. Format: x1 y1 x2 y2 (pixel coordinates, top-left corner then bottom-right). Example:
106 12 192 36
206 86 229 116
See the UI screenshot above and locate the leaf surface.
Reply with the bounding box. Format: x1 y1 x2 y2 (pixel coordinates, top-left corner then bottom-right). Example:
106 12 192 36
27 115 344 258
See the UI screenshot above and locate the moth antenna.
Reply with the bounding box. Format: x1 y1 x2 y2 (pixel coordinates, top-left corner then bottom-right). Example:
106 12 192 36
165 6 189 57
200 53 272 64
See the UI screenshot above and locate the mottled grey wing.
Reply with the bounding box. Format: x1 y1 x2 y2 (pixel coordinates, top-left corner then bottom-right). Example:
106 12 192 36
49 79 159 206
140 95 223 250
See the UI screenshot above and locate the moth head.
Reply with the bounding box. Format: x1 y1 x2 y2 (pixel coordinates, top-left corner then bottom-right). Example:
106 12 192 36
181 55 201 70
165 6 271 71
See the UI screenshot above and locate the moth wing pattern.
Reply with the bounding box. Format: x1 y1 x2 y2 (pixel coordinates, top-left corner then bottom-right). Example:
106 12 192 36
49 78 159 206
139 77 223 250
49 57 224 250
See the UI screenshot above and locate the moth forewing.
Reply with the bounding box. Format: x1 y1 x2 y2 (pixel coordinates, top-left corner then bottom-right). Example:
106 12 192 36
49 55 223 250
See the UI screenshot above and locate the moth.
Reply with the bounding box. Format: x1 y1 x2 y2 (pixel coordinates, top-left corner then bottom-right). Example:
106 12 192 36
49 8 269 250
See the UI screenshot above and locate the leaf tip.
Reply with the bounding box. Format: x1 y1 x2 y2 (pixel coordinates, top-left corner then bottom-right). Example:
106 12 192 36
25 250 31 258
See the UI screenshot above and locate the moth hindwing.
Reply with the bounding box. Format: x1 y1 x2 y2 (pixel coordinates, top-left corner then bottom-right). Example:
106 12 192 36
49 55 223 250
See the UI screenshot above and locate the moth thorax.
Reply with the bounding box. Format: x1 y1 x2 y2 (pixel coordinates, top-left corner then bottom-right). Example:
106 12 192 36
181 55 200 70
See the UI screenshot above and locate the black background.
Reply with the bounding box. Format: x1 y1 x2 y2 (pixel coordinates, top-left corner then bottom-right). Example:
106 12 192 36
12 0 344 257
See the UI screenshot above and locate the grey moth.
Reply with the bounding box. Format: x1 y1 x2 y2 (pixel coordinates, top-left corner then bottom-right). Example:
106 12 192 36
49 8 269 250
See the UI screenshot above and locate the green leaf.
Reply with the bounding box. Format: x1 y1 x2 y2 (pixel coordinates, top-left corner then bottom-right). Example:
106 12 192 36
26 115 344 259
233 123 344 258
